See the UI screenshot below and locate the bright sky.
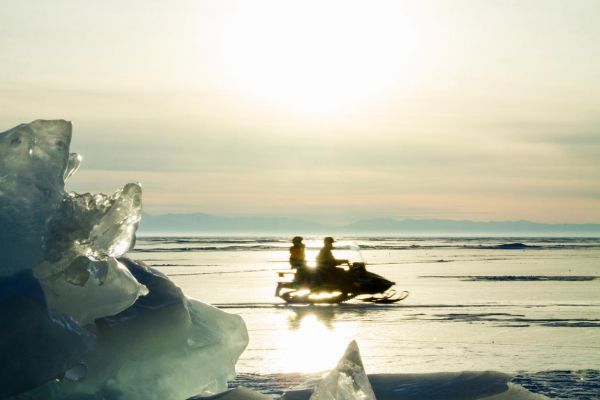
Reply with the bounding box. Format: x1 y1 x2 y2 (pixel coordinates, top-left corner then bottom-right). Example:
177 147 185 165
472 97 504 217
1 0 599 223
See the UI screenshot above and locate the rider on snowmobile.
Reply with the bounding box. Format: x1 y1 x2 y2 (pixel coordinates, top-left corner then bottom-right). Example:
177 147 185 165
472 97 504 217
315 237 348 285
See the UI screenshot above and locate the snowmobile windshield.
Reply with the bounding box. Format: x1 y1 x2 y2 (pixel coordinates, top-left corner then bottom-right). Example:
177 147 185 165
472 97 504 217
348 243 365 263
327 241 364 266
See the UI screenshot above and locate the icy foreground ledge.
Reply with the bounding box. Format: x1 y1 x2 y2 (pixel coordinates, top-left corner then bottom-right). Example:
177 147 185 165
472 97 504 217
193 341 549 399
279 341 549 400
0 120 248 399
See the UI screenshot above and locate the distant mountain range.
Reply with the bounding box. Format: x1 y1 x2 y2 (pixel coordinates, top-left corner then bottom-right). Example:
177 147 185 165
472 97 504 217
138 213 600 236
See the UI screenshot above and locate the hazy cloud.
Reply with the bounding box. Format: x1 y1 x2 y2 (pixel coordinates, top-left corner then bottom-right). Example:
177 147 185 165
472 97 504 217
2 0 600 223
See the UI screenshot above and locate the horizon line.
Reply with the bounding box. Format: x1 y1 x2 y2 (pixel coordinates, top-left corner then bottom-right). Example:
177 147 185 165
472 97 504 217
140 212 600 226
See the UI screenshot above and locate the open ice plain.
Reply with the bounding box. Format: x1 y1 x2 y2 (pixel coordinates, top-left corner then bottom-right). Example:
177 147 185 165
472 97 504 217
132 236 600 399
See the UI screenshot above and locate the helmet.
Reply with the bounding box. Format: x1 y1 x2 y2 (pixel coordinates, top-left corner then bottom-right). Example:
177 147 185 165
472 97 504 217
324 236 335 244
292 236 303 244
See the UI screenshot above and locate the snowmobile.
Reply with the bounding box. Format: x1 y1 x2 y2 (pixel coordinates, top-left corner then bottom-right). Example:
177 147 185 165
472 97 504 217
275 247 408 304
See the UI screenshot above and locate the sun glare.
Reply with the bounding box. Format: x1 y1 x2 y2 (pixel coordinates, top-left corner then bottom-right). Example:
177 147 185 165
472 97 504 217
270 310 351 373
221 1 420 113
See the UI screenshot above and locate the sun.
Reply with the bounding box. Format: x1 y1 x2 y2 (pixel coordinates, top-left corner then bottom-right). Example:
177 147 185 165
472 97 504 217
220 1 420 113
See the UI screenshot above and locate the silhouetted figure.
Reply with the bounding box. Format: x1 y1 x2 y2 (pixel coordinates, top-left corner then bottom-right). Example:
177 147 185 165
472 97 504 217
289 236 309 283
315 237 348 285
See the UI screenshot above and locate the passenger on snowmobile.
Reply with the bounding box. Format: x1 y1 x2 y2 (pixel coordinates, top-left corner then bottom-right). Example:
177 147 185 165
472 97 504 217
289 236 310 284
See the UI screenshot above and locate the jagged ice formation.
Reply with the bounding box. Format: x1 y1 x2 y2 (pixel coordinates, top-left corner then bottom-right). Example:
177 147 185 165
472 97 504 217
0 120 248 399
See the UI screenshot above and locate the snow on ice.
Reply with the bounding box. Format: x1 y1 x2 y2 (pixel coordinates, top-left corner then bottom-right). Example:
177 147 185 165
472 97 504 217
279 341 549 400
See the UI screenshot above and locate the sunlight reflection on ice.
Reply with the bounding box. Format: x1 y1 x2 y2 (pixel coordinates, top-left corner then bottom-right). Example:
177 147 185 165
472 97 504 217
264 309 353 374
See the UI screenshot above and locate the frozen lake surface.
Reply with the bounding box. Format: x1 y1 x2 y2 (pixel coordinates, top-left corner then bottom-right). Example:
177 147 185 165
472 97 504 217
130 237 600 399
